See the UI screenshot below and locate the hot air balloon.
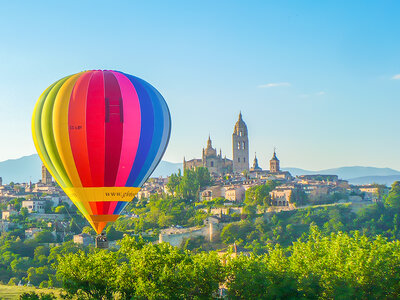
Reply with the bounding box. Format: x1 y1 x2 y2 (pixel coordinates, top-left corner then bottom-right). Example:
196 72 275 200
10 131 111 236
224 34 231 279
32 70 171 237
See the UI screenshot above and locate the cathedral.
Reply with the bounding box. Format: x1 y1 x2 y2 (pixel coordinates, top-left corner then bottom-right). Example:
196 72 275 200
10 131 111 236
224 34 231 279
183 112 290 178
184 113 250 175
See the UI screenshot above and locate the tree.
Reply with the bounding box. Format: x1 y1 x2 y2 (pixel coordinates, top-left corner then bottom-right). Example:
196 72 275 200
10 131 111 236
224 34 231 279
385 181 400 210
57 250 117 299
196 167 212 188
20 207 28 218
34 231 55 243
166 169 181 195
105 226 123 241
244 181 278 208
56 236 224 299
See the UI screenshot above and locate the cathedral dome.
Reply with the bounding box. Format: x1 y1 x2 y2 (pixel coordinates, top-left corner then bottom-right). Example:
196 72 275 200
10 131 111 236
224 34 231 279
233 112 248 135
204 135 217 157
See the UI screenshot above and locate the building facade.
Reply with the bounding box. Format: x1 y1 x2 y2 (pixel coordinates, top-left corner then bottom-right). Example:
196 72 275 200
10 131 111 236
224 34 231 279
184 112 251 175
184 136 233 175
232 112 249 173
22 200 46 213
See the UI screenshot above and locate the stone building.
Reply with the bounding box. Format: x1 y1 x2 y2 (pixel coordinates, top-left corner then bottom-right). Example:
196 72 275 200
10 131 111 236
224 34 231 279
73 233 94 246
270 185 294 207
184 136 233 175
225 186 245 202
183 113 250 175
42 163 52 185
232 112 249 173
270 150 280 173
22 199 46 213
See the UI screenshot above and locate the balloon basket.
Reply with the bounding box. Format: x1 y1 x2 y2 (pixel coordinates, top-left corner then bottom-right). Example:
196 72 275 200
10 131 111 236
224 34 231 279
95 233 109 249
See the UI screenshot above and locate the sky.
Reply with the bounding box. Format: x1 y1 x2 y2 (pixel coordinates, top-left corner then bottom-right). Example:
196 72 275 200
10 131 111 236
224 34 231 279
0 1 399 170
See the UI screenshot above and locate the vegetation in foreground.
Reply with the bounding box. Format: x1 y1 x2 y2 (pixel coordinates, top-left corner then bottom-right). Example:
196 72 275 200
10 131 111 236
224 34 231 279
55 228 400 299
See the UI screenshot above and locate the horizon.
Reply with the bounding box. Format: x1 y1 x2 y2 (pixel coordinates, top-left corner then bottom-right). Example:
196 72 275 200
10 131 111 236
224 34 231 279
0 1 400 170
2 153 400 174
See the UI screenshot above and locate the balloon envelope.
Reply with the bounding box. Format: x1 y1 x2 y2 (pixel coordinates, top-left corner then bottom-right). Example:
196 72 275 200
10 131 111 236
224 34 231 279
32 70 171 233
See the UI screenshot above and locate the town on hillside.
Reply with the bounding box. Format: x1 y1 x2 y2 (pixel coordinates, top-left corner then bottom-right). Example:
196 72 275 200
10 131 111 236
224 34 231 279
0 113 389 248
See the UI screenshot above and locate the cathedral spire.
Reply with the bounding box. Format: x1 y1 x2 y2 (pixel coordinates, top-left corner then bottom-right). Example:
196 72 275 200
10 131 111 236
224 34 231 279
207 134 212 148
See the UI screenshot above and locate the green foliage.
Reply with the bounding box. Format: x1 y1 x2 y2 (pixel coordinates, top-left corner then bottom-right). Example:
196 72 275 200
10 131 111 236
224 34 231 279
57 236 224 299
82 226 95 235
385 181 400 210
105 226 123 241
34 231 55 243
19 291 56 299
244 180 278 207
116 193 207 233
167 167 212 201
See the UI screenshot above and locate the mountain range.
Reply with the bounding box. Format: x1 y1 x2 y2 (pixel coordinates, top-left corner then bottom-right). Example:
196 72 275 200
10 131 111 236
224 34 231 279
0 154 399 186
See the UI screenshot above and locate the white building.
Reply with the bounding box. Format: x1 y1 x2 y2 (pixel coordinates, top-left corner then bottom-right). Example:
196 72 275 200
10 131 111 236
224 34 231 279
73 233 94 246
2 210 17 220
22 200 46 213
225 186 245 202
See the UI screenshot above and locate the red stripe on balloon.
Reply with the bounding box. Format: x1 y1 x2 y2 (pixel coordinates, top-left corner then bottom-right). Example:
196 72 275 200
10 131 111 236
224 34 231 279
89 202 98 215
104 71 123 186
69 71 94 187
96 202 110 215
112 71 141 187
86 71 105 187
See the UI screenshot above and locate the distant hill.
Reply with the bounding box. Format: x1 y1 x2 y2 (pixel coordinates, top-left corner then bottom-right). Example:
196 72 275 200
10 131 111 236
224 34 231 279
0 154 42 184
347 175 400 186
150 161 182 178
283 166 400 182
0 154 399 185
0 154 183 184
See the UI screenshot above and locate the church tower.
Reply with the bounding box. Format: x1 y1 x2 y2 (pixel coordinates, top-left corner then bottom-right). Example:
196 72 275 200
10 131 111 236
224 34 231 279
232 112 249 173
269 150 280 173
41 163 52 185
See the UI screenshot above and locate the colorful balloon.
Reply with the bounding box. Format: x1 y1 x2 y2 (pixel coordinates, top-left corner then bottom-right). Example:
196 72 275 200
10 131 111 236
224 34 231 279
32 70 171 234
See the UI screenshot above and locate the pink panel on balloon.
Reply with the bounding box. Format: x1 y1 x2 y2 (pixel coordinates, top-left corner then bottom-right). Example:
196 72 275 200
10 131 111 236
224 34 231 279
112 71 141 187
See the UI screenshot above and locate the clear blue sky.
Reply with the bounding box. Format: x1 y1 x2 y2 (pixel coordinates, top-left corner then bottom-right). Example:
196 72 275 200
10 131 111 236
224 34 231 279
0 1 399 170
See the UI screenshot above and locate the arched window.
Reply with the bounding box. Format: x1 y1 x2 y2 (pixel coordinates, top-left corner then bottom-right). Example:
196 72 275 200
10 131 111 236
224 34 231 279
237 142 241 150
243 157 246 163
242 142 245 149
238 157 240 162
211 161 214 167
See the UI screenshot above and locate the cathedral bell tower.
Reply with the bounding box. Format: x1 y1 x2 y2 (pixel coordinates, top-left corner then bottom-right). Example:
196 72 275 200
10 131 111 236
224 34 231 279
270 149 280 173
232 112 249 173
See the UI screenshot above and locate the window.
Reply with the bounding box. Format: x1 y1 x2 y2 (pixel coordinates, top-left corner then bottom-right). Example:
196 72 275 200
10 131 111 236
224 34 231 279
244 157 246 163
243 142 245 149
211 161 214 167
238 157 240 162
237 142 241 150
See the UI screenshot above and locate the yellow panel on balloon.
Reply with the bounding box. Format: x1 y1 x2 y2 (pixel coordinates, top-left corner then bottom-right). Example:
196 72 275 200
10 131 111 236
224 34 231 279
64 187 140 215
64 187 140 202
